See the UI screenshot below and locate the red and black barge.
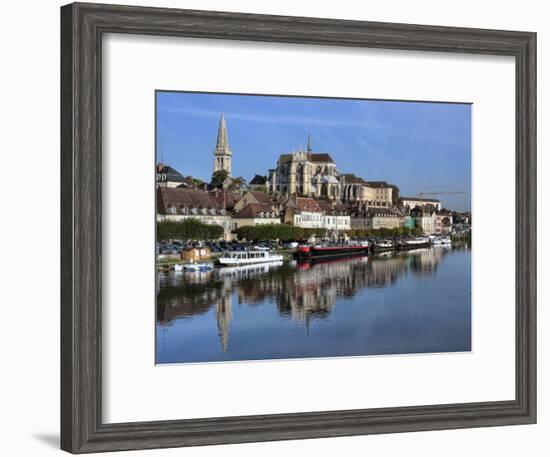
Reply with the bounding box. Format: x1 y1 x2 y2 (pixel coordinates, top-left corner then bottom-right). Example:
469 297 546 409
294 244 369 259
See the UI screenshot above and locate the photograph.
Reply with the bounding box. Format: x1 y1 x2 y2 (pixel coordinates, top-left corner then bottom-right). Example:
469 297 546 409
155 91 472 364
51 2 537 453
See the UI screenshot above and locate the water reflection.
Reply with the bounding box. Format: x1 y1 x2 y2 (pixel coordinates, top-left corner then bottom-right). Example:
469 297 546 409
156 246 470 363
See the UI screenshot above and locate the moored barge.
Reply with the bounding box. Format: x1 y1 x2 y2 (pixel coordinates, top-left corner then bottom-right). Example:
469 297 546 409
396 237 431 250
294 243 369 259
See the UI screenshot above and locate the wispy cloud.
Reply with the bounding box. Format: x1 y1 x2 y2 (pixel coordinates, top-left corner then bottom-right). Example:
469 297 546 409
158 105 386 129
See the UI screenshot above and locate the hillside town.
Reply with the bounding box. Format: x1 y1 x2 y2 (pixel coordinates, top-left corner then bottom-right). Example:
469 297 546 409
156 113 471 243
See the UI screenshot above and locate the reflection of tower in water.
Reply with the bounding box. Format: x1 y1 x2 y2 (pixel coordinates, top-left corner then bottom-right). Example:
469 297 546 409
282 259 361 321
157 248 453 351
215 289 233 352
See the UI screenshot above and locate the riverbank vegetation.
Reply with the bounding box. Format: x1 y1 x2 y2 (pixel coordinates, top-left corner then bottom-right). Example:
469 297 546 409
157 219 224 241
346 227 423 238
158 219 458 244
234 224 327 241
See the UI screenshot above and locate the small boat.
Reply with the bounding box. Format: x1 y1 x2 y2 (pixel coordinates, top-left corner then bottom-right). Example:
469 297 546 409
218 250 283 266
372 239 395 252
294 243 368 259
397 237 431 250
183 262 214 272
431 236 452 246
173 264 184 272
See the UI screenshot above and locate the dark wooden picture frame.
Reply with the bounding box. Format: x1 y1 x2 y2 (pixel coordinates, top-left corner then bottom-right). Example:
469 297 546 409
60 2 536 453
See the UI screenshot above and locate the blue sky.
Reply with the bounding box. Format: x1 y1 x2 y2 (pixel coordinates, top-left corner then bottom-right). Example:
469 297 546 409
156 91 471 211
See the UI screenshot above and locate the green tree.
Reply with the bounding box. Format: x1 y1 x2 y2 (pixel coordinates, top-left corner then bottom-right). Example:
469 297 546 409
157 218 224 241
209 170 229 189
396 226 410 236
157 220 181 241
234 224 303 241
231 177 246 188
302 228 327 239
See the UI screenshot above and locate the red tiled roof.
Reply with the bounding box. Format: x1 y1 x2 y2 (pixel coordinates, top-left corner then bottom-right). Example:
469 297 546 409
295 197 322 213
212 190 239 210
318 200 348 215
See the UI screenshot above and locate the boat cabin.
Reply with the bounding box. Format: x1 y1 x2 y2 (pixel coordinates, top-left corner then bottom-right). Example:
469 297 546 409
224 251 270 260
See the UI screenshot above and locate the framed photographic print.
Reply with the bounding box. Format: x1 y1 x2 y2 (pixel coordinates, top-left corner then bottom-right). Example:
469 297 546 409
60 2 536 453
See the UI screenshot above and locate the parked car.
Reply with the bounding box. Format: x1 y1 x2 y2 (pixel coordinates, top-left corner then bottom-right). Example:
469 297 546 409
210 243 222 252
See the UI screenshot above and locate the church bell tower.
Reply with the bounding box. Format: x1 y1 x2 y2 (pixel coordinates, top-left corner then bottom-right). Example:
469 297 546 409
213 113 232 176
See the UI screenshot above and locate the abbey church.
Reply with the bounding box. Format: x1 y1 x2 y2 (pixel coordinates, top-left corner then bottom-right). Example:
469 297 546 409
266 135 341 199
212 114 396 209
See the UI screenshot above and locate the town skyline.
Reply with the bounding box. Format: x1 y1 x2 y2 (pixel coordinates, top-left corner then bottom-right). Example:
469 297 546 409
156 91 471 211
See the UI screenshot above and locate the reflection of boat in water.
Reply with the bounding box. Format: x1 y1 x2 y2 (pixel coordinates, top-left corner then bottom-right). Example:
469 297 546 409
218 250 284 266
179 262 214 272
373 250 394 258
219 261 284 279
397 237 431 250
297 253 368 269
294 243 368 259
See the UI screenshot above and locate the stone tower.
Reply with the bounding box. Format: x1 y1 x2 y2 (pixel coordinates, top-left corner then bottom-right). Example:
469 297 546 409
213 113 232 176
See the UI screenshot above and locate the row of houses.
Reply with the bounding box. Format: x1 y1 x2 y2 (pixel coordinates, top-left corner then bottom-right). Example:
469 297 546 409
157 186 455 239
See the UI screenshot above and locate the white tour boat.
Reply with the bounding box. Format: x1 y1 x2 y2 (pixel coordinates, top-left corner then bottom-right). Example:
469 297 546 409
218 250 284 266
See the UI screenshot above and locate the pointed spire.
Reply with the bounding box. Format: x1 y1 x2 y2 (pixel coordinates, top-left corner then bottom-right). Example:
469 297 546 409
216 113 229 149
213 112 232 176
307 133 312 152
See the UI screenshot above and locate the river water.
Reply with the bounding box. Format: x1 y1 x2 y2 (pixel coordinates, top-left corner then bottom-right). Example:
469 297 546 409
156 246 471 364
